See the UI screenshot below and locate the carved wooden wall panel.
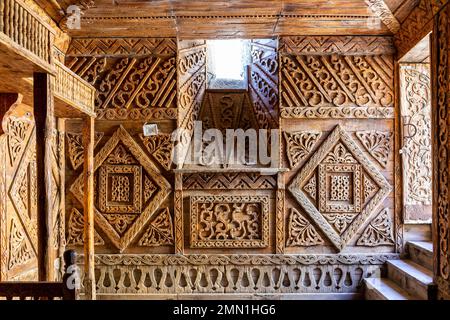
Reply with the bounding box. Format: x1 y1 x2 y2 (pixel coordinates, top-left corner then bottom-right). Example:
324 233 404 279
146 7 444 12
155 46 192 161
400 64 432 223
65 37 178 255
248 39 279 129
66 38 178 121
434 2 450 300
280 36 397 256
0 97 37 280
279 36 395 119
0 94 65 281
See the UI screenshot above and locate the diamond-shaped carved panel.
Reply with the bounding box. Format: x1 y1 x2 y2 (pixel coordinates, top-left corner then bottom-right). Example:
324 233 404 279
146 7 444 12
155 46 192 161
70 126 171 252
288 125 392 250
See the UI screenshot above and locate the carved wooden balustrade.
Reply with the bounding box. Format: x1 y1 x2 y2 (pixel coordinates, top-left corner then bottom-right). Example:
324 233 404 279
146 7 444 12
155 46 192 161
52 60 96 118
0 250 79 300
0 0 54 73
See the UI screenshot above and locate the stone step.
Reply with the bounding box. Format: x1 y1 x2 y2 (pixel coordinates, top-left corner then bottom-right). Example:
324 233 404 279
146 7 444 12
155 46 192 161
387 259 435 300
407 241 433 271
364 278 419 300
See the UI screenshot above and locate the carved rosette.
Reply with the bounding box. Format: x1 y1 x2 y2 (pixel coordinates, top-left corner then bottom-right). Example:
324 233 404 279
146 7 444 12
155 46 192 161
70 126 171 251
288 125 392 250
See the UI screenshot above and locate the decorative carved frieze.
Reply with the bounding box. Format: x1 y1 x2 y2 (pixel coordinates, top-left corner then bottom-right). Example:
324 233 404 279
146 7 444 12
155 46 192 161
70 126 171 251
288 125 392 250
279 36 395 56
67 38 177 57
286 208 324 247
138 208 174 247
76 253 400 295
182 173 276 190
190 195 270 248
284 131 322 169
357 209 395 247
280 54 394 119
356 131 392 168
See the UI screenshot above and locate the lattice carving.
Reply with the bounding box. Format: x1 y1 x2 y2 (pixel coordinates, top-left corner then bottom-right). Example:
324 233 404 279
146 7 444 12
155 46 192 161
66 208 105 246
190 195 270 248
287 208 324 247
70 126 171 251
138 208 174 247
356 131 392 168
280 54 394 119
288 125 392 250
284 131 322 169
182 173 276 190
66 132 104 170
139 134 173 171
357 209 394 247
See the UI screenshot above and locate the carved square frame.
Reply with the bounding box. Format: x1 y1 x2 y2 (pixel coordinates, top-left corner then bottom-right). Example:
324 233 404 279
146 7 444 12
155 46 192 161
70 126 171 252
98 165 142 214
288 125 392 250
318 164 362 213
190 195 270 248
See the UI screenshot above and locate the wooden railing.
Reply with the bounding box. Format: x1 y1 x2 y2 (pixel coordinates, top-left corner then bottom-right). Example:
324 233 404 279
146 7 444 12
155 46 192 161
0 0 54 67
0 250 79 300
53 60 96 118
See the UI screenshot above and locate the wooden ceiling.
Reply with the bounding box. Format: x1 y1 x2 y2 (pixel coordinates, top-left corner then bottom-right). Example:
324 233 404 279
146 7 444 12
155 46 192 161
35 0 419 39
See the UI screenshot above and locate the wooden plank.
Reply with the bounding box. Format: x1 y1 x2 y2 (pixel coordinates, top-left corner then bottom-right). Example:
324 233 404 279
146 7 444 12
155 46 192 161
82 116 96 300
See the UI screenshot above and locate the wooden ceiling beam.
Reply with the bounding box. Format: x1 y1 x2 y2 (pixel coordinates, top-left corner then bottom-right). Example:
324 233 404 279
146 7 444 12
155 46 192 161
365 0 401 33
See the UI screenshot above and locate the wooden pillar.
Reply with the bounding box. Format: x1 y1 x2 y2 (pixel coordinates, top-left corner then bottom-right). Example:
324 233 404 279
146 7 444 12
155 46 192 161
34 73 55 282
82 116 96 300
174 172 184 254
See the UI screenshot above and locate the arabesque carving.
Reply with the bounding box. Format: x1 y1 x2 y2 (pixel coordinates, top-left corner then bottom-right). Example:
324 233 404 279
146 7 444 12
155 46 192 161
66 131 104 170
190 195 270 248
66 208 105 246
286 208 324 247
138 208 174 247
284 131 322 169
357 209 394 247
356 131 392 168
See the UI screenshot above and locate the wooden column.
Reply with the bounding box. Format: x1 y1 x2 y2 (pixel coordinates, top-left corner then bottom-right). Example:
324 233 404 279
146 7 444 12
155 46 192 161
82 116 96 300
34 73 55 282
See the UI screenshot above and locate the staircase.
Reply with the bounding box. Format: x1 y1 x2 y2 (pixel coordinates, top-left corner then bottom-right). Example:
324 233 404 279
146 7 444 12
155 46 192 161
364 241 436 300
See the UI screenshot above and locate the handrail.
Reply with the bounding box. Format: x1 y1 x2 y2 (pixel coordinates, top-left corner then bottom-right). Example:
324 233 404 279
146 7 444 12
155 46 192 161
52 60 96 117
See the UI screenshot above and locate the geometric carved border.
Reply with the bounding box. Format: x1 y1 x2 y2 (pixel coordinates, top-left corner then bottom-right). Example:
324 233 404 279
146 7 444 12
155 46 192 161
70 126 171 252
288 125 392 250
190 195 270 249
